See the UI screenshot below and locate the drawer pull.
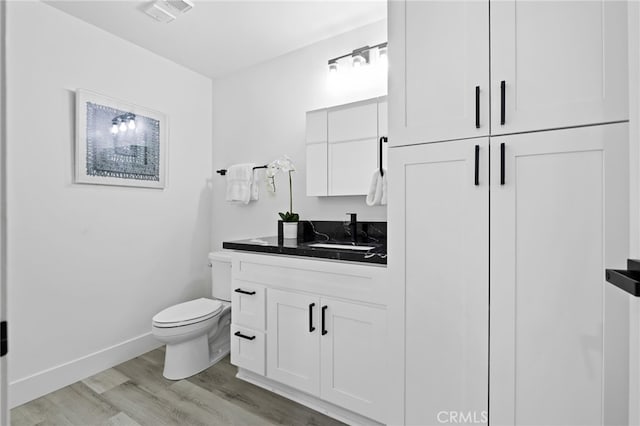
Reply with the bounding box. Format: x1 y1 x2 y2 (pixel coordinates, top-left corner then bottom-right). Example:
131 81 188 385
234 331 256 341
475 85 480 129
234 288 256 295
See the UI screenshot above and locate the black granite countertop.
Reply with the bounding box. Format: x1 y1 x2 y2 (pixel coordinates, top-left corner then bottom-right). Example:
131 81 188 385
222 220 387 265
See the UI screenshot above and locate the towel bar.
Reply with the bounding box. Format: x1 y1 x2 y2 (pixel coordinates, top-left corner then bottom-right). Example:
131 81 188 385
216 165 267 176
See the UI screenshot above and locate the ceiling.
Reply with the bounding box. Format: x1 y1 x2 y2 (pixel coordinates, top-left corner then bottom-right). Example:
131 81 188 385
45 0 387 79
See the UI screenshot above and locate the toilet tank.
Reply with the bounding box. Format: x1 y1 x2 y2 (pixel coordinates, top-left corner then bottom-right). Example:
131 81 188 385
209 251 232 302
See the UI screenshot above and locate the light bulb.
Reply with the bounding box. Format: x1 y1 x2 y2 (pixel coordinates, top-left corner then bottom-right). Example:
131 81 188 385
111 124 118 134
128 118 136 130
328 61 338 74
352 54 365 67
119 121 127 132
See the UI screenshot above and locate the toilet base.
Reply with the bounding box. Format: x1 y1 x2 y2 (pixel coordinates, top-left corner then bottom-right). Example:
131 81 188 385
162 333 231 380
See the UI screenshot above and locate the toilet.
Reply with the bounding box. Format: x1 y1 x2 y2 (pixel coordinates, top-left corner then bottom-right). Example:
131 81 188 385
152 251 232 380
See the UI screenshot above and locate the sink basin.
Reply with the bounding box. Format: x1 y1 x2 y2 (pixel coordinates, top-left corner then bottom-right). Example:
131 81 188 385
306 242 376 251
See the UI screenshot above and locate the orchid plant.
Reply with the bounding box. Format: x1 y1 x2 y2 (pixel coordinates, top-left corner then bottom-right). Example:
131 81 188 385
267 156 299 222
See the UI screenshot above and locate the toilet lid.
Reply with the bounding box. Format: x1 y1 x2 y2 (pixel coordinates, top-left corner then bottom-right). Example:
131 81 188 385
153 298 222 325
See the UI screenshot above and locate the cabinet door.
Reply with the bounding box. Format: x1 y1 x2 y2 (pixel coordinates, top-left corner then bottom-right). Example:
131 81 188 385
387 138 489 425
388 0 489 147
327 100 378 196
319 299 386 422
491 1 628 135
490 124 629 426
306 110 327 196
266 289 320 396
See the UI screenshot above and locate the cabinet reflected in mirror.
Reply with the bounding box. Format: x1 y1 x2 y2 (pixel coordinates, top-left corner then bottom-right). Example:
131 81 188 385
306 96 387 197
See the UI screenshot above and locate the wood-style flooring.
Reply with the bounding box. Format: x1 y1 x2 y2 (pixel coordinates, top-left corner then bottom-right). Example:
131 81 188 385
11 348 346 426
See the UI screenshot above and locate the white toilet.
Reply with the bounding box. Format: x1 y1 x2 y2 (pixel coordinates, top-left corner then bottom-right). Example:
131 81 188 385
152 251 232 380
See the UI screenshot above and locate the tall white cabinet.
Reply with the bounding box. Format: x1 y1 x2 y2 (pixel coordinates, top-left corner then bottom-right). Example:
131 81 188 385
388 1 630 425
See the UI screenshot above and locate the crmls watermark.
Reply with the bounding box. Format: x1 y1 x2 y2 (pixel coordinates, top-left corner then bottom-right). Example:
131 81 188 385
437 411 488 424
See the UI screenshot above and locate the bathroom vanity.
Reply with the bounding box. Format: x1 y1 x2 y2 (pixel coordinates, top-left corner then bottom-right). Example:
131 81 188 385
223 223 387 425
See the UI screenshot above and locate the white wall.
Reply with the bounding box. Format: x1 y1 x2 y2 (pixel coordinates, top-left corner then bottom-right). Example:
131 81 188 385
6 1 213 406
211 20 387 250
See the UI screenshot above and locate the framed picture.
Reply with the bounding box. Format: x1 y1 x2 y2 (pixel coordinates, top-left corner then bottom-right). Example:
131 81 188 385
75 89 168 189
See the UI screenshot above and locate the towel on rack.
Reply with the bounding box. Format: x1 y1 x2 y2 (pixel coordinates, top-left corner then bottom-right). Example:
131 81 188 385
366 169 387 206
225 163 256 204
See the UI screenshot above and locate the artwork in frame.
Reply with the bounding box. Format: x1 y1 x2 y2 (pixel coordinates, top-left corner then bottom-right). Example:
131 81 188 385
75 89 168 189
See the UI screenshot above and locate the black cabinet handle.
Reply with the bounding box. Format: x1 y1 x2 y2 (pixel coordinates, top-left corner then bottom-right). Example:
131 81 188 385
500 80 506 125
500 143 506 185
234 288 256 295
475 86 480 129
309 303 316 332
474 145 480 186
234 331 256 341
321 305 328 336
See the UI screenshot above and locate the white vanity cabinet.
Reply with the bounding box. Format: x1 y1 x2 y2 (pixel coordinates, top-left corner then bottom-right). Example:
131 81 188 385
388 0 628 146
267 289 386 422
229 252 387 425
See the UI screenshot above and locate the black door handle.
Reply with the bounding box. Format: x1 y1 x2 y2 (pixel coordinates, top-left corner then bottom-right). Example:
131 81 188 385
234 288 256 295
475 86 480 129
500 143 506 185
321 305 328 335
309 303 316 332
234 331 256 341
500 80 506 125
474 145 480 186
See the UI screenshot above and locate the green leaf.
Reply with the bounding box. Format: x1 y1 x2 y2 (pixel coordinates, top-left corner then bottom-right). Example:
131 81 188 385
278 212 286 221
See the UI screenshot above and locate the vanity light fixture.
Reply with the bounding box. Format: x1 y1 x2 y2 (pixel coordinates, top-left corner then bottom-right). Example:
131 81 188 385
327 42 387 73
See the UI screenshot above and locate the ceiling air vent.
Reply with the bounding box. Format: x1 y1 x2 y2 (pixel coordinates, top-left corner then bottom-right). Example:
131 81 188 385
144 0 194 23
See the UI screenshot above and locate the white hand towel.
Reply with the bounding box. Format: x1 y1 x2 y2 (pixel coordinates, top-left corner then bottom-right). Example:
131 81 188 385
366 169 387 206
226 163 255 204
250 168 261 201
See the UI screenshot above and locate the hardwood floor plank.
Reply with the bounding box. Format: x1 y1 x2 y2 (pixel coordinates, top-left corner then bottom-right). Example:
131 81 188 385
82 368 130 394
11 397 74 426
101 412 142 426
187 358 346 426
43 382 119 425
100 381 210 426
168 379 278 426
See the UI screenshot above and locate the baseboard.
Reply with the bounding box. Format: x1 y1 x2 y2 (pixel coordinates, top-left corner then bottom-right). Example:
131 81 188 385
9 332 161 408
236 369 384 426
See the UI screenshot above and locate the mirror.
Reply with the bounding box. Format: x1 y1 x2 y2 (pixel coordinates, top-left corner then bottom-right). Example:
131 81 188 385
306 96 387 197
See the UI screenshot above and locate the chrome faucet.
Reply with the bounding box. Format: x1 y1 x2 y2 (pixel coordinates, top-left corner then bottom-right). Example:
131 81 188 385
347 213 357 244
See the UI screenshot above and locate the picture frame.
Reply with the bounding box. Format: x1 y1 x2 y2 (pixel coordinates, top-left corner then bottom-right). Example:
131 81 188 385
75 89 168 189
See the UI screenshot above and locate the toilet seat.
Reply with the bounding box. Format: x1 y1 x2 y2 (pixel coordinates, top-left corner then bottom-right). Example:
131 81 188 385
153 298 222 328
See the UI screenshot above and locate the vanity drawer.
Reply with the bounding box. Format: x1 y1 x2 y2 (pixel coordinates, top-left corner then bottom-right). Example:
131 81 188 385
230 324 265 375
231 281 266 330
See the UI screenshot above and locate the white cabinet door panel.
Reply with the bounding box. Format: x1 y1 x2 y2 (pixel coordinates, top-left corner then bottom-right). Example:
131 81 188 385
266 289 320 396
328 138 377 196
389 138 489 425
306 142 327 196
320 299 386 422
306 110 327 143
328 101 377 142
491 0 628 134
489 124 629 426
388 0 489 146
